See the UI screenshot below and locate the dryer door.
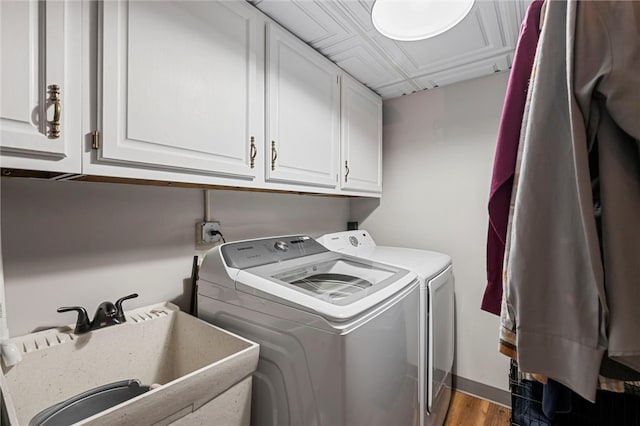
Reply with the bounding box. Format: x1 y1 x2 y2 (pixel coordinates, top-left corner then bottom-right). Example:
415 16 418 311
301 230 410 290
427 265 455 414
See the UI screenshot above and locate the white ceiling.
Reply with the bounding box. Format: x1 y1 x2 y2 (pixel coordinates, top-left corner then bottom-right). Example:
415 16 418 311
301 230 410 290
249 0 532 99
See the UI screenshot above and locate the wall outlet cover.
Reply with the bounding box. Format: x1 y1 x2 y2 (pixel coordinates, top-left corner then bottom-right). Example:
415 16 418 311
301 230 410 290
196 221 222 246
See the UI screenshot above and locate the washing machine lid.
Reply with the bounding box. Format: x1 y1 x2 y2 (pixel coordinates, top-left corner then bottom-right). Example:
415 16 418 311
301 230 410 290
237 253 416 322
254 254 400 304
217 236 418 321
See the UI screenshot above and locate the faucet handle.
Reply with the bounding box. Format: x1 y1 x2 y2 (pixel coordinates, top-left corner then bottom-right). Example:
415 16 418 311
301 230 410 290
92 301 120 330
115 293 139 322
57 306 91 334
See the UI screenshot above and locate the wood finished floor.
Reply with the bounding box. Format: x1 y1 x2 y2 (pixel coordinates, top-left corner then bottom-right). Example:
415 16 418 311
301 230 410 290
444 391 511 426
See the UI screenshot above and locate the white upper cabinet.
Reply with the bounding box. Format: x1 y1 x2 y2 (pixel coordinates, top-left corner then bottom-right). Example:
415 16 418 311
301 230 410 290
0 0 81 173
265 23 340 188
2 1 382 197
340 74 382 194
97 0 260 179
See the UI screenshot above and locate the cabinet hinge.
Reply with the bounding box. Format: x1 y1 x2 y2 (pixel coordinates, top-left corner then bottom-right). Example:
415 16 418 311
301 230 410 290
91 130 100 149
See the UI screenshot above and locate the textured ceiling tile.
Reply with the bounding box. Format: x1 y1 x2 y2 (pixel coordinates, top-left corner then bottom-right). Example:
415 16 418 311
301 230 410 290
333 0 376 32
394 8 491 72
376 81 420 99
333 45 407 90
311 1 418 91
249 0 533 100
414 54 511 89
497 0 532 46
388 2 516 76
256 0 351 47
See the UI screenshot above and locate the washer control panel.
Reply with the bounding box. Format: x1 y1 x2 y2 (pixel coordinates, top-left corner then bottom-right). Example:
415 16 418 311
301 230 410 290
274 241 289 252
317 230 377 252
221 236 327 269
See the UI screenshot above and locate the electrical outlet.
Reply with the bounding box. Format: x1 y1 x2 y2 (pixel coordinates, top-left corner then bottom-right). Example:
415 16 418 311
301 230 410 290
196 221 222 246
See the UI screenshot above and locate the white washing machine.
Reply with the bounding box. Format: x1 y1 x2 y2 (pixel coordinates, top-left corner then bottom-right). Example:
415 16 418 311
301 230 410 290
318 230 455 426
197 235 421 426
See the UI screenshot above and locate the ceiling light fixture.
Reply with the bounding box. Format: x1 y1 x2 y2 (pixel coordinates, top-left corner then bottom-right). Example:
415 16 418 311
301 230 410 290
371 0 476 41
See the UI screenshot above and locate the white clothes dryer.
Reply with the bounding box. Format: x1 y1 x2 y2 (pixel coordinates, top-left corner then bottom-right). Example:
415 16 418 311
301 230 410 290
197 235 422 426
318 230 455 426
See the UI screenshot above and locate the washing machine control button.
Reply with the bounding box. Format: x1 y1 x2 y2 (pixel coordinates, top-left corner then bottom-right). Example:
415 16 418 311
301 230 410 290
274 241 289 252
349 236 359 247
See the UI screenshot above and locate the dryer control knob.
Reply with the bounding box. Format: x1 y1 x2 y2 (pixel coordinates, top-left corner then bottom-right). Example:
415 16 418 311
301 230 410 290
274 241 289 252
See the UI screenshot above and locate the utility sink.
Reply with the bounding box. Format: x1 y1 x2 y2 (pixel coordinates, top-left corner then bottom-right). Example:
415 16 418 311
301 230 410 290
0 303 259 425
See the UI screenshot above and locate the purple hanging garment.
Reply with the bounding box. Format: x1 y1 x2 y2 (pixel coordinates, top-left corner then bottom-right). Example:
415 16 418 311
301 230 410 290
482 0 544 315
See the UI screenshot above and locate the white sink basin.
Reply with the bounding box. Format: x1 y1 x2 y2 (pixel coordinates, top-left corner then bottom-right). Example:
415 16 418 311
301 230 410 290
0 303 259 425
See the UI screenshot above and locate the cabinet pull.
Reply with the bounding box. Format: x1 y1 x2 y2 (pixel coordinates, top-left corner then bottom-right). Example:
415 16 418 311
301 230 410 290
92 130 100 149
345 161 350 182
250 136 257 169
271 141 278 171
49 84 61 139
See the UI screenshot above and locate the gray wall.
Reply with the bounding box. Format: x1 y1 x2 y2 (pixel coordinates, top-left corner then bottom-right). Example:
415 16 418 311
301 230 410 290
1 71 511 395
0 178 349 335
352 72 511 392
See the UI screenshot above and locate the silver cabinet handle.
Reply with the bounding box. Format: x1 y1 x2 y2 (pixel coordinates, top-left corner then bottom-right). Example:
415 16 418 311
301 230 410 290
49 84 61 138
271 141 278 171
250 136 257 169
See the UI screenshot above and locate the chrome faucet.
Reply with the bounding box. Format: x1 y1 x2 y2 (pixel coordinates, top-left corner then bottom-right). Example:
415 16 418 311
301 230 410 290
57 293 139 334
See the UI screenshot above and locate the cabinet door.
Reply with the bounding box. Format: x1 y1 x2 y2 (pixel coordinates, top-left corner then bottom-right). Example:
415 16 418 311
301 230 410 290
98 1 259 179
341 74 382 193
0 0 81 173
266 23 339 188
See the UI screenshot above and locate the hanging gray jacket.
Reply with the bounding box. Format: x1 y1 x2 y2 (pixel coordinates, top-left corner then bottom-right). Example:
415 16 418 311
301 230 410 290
505 0 640 402
573 1 640 376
